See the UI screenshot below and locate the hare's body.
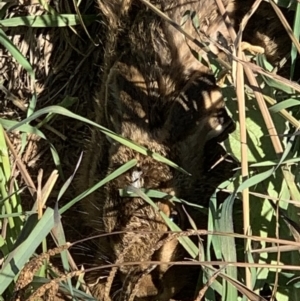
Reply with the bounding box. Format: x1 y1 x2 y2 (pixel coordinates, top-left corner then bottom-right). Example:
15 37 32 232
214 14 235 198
77 1 294 300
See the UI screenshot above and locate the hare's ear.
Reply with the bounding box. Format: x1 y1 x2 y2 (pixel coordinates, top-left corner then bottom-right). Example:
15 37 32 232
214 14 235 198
105 67 123 134
98 0 133 29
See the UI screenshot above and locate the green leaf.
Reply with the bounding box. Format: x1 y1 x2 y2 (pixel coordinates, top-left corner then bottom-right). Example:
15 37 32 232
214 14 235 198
0 208 55 295
57 152 83 201
290 3 300 78
0 118 63 179
237 167 276 193
250 157 300 167
52 202 73 295
257 54 294 93
128 186 199 259
217 194 238 301
0 14 97 28
8 105 189 175
119 188 206 211
32 276 98 300
59 159 137 214
269 98 300 112
225 96 286 163
0 118 46 137
0 29 36 115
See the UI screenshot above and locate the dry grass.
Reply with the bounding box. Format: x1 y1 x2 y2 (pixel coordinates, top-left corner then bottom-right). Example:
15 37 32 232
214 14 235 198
0 0 300 300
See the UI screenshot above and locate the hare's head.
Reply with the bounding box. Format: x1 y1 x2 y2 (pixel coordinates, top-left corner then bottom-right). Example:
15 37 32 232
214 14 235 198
162 72 235 146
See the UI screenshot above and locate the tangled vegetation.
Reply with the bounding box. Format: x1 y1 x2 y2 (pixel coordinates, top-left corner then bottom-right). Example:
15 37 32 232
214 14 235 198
0 0 300 300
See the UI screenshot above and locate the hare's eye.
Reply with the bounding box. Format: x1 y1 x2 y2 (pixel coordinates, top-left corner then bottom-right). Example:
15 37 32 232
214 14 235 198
169 209 180 226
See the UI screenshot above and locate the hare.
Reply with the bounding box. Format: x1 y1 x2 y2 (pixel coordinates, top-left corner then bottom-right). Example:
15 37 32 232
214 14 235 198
86 60 235 301
77 0 295 300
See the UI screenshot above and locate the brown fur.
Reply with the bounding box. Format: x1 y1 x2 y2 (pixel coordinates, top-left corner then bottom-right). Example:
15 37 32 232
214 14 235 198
77 1 295 300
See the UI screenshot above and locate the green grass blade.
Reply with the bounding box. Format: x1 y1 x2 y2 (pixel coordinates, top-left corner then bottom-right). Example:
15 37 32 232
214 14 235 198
273 0 297 9
36 96 78 128
237 167 276 193
52 203 73 296
250 157 300 167
0 29 34 76
208 193 222 260
8 105 189 174
0 185 27 206
0 14 96 28
269 98 300 112
0 29 36 115
274 134 295 171
0 211 34 218
0 118 46 137
0 118 64 179
0 208 55 295
128 186 199 258
290 3 300 78
57 152 82 201
257 54 294 93
59 159 137 214
0 125 23 240
119 188 206 211
32 276 98 300
217 195 238 301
